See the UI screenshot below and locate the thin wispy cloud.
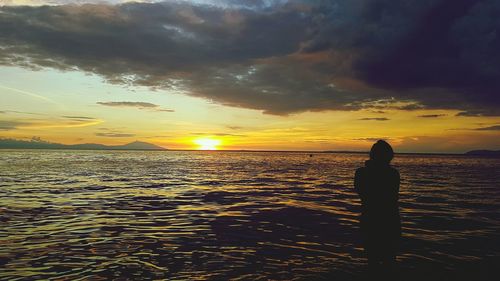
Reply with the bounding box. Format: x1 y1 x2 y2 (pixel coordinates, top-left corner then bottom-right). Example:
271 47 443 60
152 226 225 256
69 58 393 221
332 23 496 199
359 118 390 121
456 111 495 117
226 125 245 130
0 120 27 130
214 133 245 137
97 102 174 112
95 132 136 137
62 116 97 120
97 102 159 108
0 117 102 130
95 127 135 137
0 84 63 109
191 132 245 137
352 138 392 142
418 114 446 118
2 110 45 116
474 125 500 131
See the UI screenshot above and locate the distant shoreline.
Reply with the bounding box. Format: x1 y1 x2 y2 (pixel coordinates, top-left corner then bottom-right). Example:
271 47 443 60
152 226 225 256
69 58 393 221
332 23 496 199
1 138 498 156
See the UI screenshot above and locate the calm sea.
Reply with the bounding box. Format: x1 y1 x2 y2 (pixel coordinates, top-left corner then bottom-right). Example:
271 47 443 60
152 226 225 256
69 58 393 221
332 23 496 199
0 150 499 280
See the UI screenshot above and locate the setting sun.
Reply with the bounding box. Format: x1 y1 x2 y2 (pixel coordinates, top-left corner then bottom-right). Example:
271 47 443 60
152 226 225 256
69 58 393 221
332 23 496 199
194 138 221 150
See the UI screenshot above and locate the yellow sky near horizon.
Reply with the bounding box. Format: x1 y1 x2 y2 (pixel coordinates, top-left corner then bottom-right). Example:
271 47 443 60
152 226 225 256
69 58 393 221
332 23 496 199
1 66 499 153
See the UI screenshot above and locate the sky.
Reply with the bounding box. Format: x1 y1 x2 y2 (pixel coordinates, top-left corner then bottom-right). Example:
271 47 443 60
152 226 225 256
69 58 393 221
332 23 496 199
0 0 499 152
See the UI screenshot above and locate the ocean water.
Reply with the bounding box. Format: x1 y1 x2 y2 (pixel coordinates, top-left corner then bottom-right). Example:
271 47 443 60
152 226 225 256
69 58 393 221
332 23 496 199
0 150 499 280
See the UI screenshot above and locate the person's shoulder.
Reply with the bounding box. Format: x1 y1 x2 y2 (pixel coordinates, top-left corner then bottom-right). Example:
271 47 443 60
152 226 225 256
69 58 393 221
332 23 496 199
355 166 367 176
356 166 366 172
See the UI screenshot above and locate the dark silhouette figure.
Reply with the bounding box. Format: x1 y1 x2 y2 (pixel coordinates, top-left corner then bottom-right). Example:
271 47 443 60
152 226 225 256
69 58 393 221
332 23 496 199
354 140 401 277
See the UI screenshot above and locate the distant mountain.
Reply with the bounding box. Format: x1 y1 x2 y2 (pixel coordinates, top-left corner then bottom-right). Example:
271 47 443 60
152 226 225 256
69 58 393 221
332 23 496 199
0 138 166 150
465 150 500 157
115 141 165 150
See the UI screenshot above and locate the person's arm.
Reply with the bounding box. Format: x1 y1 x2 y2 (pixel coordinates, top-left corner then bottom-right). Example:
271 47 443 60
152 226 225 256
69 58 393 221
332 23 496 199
392 169 400 201
354 168 365 202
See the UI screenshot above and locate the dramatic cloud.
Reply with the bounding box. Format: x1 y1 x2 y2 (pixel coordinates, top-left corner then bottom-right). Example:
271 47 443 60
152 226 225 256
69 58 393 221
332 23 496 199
359 117 389 121
0 1 132 5
0 0 499 115
97 102 174 112
0 1 289 8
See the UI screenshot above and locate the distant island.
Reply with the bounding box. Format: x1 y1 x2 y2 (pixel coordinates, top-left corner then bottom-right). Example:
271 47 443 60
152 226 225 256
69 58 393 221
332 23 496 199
464 150 500 157
0 138 166 150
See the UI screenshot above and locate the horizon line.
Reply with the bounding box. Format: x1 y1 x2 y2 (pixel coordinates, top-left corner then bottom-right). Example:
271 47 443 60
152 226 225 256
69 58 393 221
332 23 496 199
0 147 490 156
1 138 498 155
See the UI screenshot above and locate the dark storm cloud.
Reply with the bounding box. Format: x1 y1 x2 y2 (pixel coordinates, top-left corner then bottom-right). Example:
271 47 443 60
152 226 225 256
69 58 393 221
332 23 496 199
0 0 499 115
313 0 500 115
186 62 363 114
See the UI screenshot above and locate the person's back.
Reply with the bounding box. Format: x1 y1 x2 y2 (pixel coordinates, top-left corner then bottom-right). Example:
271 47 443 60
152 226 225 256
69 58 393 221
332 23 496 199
354 140 401 274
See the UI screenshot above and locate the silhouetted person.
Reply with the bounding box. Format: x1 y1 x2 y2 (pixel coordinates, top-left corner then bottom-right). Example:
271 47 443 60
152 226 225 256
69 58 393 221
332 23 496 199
354 140 401 277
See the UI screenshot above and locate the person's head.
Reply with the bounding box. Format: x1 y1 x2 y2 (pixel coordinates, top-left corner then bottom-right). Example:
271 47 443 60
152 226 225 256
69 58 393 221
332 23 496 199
369 140 394 164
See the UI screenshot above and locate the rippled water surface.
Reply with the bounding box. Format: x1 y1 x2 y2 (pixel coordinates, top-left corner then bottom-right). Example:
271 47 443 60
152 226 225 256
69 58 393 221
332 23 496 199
1 150 499 280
